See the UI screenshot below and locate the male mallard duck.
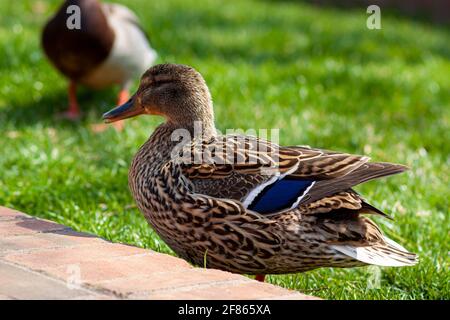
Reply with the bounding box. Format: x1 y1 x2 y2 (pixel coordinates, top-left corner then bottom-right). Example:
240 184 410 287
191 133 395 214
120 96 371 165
103 64 417 282
42 0 157 128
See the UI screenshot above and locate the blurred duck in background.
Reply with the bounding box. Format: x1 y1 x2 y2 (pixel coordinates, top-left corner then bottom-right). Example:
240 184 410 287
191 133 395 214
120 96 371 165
42 0 157 129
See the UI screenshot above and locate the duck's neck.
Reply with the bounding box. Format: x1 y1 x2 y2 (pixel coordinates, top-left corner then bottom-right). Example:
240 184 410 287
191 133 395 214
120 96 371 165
139 119 217 164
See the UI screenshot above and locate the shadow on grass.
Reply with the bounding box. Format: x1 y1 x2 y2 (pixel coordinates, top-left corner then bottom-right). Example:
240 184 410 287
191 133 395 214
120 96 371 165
1 86 118 129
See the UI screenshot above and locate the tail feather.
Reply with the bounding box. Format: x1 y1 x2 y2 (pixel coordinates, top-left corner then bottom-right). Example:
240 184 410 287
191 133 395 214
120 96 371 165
360 201 393 220
331 236 418 267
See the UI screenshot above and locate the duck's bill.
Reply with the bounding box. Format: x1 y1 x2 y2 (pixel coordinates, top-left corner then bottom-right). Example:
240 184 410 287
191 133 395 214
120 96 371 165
102 99 143 123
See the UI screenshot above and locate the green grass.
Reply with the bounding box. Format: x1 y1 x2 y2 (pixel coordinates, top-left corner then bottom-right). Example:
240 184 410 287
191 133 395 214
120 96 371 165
0 0 448 299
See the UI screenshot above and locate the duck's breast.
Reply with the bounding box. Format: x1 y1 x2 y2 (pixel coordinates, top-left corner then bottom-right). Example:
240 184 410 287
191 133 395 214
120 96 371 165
80 3 157 89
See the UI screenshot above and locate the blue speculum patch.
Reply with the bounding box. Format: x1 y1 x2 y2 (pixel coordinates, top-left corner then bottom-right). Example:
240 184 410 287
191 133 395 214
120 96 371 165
248 178 314 214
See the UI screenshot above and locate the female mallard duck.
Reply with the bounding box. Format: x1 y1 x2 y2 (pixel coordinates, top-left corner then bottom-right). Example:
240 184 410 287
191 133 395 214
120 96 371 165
42 0 157 127
103 64 417 282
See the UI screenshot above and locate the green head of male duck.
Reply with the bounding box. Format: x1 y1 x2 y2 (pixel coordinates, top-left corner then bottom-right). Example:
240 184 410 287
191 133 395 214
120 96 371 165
103 64 214 128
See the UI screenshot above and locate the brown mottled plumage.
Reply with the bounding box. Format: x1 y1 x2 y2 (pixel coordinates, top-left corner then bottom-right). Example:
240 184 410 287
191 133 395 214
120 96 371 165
103 64 418 278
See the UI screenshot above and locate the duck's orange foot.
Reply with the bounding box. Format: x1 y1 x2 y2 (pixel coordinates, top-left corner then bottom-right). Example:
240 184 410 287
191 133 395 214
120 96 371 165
117 89 130 106
255 274 266 282
91 89 129 133
90 123 109 133
58 81 81 120
109 89 129 132
112 120 124 131
90 120 124 133
91 88 129 133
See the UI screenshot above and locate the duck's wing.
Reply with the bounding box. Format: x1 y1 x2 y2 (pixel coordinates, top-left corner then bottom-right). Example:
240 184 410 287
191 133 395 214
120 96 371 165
171 150 418 269
172 136 417 269
176 135 406 215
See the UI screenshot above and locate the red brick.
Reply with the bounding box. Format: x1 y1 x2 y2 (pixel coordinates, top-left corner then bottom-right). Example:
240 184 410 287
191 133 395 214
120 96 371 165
267 293 319 300
0 218 66 237
0 235 57 254
0 261 94 299
0 207 318 300
3 243 146 269
0 206 29 220
69 294 117 300
44 252 191 283
98 268 244 296
137 281 304 300
0 230 107 255
46 228 109 246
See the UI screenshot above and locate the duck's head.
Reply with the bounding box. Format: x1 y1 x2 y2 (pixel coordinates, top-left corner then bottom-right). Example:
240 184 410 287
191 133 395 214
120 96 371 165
103 64 214 127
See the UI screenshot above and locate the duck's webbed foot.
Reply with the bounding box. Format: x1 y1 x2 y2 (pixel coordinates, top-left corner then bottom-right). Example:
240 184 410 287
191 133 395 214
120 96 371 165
91 88 129 133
